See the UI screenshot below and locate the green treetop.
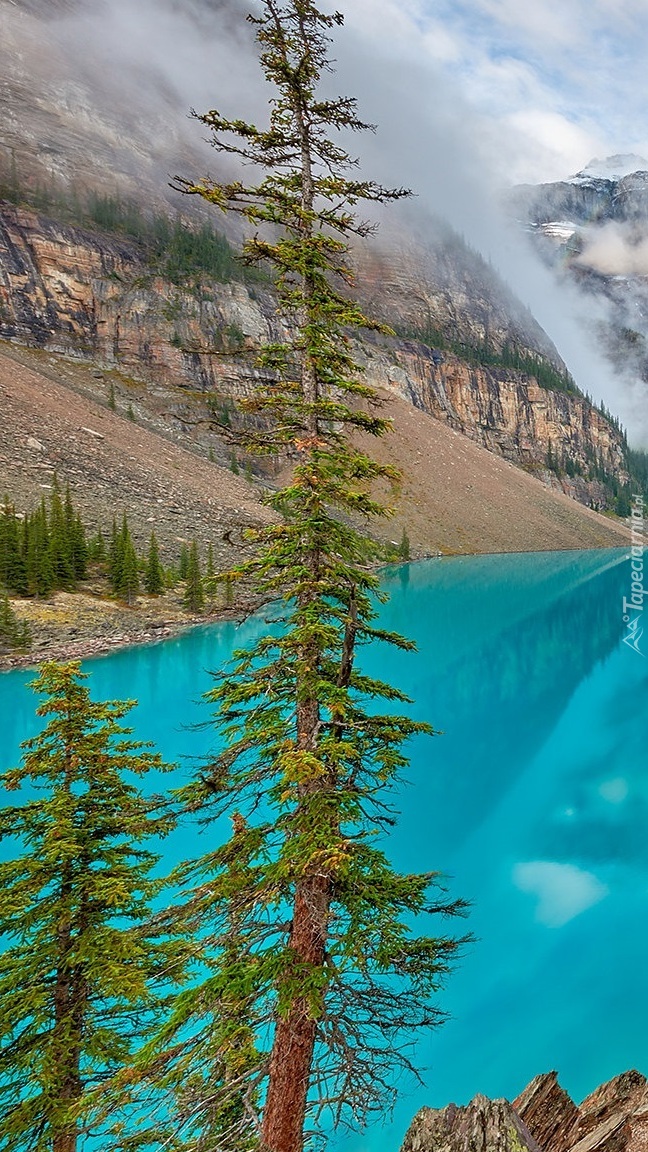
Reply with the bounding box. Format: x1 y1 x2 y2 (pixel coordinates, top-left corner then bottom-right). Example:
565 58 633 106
48 477 75 590
0 662 184 1152
110 514 140 604
144 531 164 596
133 5 469 1152
183 540 205 612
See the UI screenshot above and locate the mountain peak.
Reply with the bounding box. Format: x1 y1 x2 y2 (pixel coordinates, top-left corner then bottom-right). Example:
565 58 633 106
572 154 648 182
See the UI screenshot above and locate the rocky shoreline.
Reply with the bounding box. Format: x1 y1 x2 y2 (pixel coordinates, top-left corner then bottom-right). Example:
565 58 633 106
0 587 257 673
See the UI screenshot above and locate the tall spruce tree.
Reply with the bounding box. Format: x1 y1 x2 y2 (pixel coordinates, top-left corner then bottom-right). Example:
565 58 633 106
119 533 140 606
0 662 183 1152
48 478 75 590
0 497 27 594
132 5 466 1152
110 514 140 604
64 484 87 582
183 540 205 612
0 592 30 652
178 543 190 581
144 531 164 596
24 498 54 597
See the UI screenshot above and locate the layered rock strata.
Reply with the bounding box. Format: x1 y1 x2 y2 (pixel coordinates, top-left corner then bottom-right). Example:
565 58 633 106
0 203 629 507
403 1072 648 1152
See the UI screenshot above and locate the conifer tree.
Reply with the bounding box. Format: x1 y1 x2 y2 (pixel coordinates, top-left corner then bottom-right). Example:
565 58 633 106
144 531 164 595
88 528 106 565
119 533 140 606
178 543 190 581
0 497 27 594
108 516 122 589
398 528 411 561
110 514 139 604
48 479 75 589
183 540 205 612
137 5 467 1152
0 592 30 652
205 542 216 599
0 662 183 1152
64 485 87 581
24 499 53 597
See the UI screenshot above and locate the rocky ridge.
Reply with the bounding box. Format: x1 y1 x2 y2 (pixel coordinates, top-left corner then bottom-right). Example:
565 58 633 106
507 159 648 409
402 1072 648 1152
0 202 629 509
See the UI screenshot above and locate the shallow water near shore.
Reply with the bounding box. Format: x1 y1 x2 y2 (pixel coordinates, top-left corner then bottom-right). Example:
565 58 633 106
1 548 647 1150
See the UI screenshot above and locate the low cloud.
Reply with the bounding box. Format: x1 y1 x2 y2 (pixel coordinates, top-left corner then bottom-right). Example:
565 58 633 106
576 221 648 277
3 0 648 441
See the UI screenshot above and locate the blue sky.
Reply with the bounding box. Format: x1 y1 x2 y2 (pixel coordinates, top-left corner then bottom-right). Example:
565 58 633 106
341 0 648 183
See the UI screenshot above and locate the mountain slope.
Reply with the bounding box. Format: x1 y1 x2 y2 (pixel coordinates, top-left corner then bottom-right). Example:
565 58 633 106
0 2 641 530
0 199 635 515
0 342 630 571
507 158 648 436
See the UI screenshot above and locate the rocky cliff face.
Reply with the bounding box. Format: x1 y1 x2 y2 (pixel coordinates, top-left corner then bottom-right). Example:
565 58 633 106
354 218 561 364
402 1095 541 1152
0 202 276 391
516 1072 648 1152
402 1072 648 1152
0 202 628 507
361 337 627 503
506 159 648 413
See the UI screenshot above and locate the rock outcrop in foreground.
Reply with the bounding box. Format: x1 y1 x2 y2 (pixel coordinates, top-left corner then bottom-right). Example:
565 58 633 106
403 1072 648 1152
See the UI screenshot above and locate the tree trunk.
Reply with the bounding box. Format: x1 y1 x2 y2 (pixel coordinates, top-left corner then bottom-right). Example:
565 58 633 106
52 756 86 1152
262 590 358 1152
52 938 82 1152
261 872 331 1152
261 650 330 1152
53 1130 78 1152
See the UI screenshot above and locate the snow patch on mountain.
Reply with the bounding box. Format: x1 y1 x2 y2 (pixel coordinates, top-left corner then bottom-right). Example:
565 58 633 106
531 221 578 241
570 154 648 183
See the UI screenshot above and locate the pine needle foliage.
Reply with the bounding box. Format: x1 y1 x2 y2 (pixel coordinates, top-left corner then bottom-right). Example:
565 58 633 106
0 591 30 652
0 483 87 599
109 514 140 604
144 532 165 596
131 5 470 1152
183 540 205 612
0 662 183 1152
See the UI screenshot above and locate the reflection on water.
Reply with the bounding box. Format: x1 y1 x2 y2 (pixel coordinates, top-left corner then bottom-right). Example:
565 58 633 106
1 549 646 1152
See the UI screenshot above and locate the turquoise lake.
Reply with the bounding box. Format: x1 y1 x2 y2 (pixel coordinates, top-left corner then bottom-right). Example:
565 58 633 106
1 548 647 1150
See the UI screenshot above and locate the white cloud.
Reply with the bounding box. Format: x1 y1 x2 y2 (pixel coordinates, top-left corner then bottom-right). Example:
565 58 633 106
599 778 629 804
513 861 609 927
504 110 601 184
576 222 648 277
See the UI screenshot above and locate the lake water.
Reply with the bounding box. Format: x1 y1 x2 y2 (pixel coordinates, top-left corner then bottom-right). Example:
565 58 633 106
2 548 647 1151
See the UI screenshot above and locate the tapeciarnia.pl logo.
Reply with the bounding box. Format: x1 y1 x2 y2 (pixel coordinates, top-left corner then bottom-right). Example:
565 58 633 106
622 495 645 656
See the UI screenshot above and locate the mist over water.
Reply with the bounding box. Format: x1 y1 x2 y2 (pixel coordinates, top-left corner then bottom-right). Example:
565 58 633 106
2 549 647 1151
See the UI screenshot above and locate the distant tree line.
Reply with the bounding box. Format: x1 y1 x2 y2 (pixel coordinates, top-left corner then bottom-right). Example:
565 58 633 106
0 480 226 624
0 479 87 597
0 154 267 289
395 318 581 395
545 438 648 514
